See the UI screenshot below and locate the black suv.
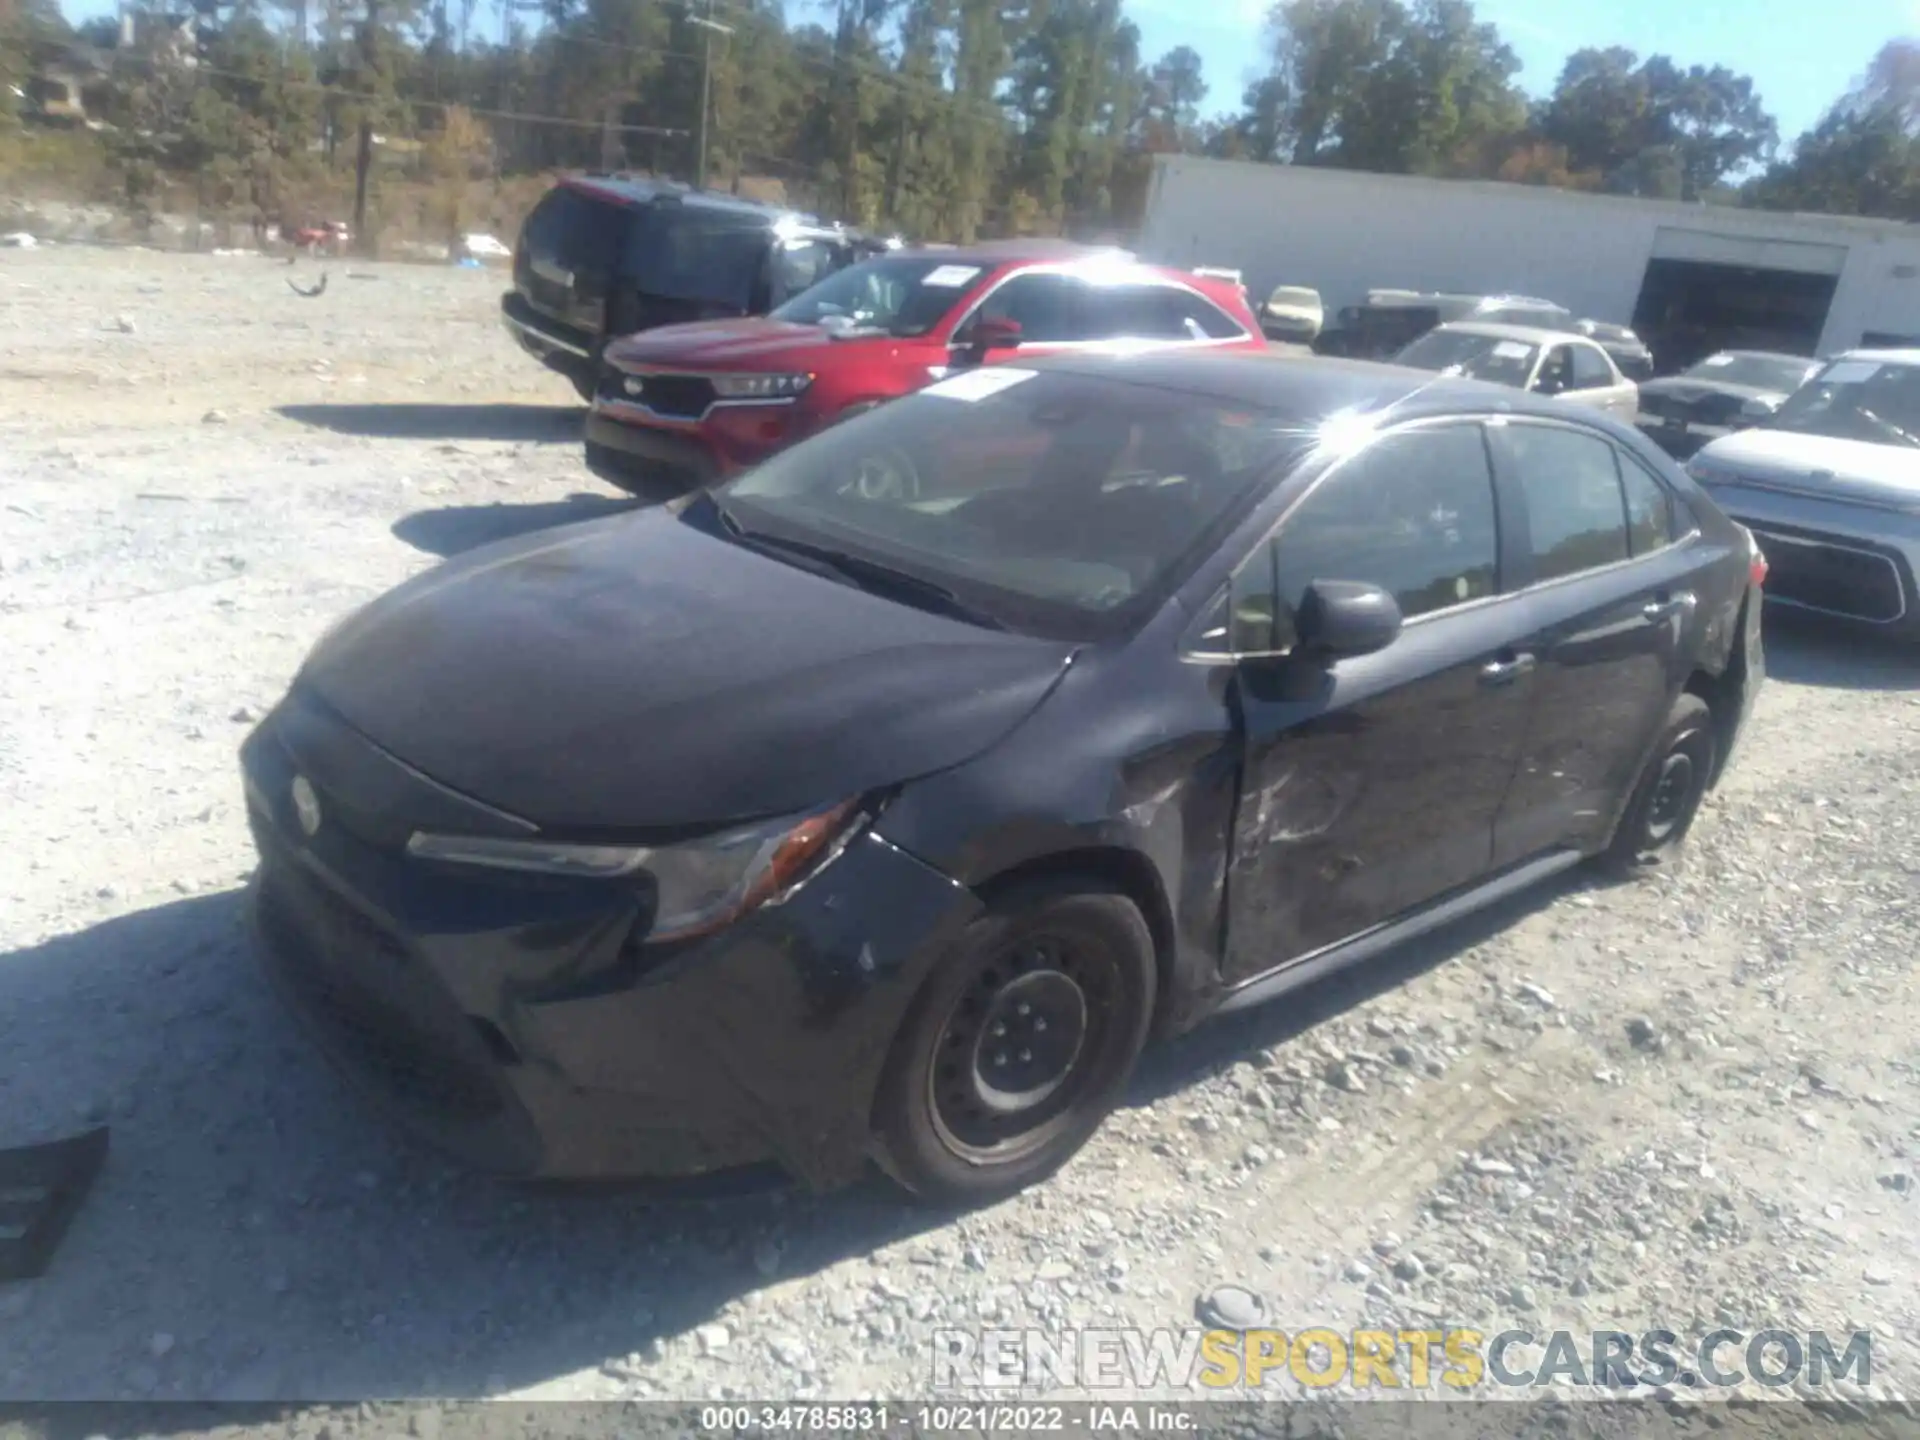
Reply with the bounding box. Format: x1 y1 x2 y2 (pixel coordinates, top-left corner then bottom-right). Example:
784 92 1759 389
502 176 878 400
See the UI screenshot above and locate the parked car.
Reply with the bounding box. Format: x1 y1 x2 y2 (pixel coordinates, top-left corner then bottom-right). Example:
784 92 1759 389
1392 322 1639 421
1260 285 1325 345
1315 290 1574 360
1636 351 1823 459
1685 349 1920 641
1576 319 1654 382
584 242 1267 494
501 175 877 401
241 349 1765 1203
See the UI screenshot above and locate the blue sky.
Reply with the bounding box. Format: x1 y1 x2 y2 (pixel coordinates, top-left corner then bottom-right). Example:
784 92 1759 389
1129 0 1919 145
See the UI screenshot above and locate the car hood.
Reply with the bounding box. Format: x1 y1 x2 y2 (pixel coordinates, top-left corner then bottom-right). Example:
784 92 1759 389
1694 429 1920 511
1640 378 1783 405
297 511 1074 832
605 316 902 370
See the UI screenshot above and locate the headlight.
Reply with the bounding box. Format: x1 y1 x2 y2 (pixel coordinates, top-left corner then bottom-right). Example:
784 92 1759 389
711 372 813 400
407 798 862 942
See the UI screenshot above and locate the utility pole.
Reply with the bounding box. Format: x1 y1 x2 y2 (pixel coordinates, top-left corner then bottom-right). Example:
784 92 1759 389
351 0 378 253
685 1 732 191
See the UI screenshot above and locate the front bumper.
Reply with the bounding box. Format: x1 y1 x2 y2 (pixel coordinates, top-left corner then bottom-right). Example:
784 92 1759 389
583 411 720 489
1706 485 1920 641
240 704 980 1187
500 292 594 378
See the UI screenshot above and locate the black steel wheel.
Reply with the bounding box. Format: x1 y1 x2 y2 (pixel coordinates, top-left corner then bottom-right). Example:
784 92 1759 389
1600 692 1717 874
872 879 1155 1205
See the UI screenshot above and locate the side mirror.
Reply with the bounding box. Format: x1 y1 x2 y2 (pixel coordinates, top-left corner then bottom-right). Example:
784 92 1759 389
966 316 1023 355
1294 580 1402 659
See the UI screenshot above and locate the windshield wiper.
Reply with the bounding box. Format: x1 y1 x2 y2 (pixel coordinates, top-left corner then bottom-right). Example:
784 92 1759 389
710 504 1007 630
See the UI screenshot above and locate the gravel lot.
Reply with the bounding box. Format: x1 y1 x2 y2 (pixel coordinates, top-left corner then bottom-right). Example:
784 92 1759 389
2 246 1919 1425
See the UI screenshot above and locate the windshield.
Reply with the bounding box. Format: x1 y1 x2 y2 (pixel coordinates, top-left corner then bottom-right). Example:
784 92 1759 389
1768 359 1920 449
713 370 1311 640
1682 353 1817 393
1394 329 1539 388
769 256 986 337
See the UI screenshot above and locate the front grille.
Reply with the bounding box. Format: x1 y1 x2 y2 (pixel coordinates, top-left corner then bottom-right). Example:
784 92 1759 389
1749 527 1909 625
258 862 505 1123
604 372 715 420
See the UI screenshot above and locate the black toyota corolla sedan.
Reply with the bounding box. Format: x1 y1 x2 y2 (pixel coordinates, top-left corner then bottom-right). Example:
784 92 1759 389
242 351 1766 1204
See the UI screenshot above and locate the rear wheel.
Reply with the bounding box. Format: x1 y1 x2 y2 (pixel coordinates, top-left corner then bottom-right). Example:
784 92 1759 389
1599 692 1716 874
872 879 1155 1206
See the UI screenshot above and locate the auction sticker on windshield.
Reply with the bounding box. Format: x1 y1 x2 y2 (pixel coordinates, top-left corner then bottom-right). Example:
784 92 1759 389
1493 341 1532 359
922 265 983 288
924 368 1038 403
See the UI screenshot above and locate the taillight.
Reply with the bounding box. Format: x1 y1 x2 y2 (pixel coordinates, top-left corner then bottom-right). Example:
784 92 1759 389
1744 528 1769 587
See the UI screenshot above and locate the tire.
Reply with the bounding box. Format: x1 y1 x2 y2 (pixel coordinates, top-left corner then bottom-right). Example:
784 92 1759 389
871 879 1156 1206
1599 692 1717 875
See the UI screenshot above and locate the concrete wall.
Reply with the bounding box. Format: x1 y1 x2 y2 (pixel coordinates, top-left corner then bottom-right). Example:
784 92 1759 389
1138 156 1920 354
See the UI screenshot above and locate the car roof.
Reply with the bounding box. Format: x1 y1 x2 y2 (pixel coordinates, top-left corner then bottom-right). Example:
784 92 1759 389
1836 348 1920 367
559 174 834 227
1432 321 1582 346
887 238 1134 266
1020 348 1577 423
1709 349 1817 363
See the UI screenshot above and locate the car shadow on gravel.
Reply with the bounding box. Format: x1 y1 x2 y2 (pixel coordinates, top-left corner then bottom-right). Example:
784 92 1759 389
276 404 585 444
0 891 943 1402
392 493 643 557
1761 612 1920 692
0 867 1587 1402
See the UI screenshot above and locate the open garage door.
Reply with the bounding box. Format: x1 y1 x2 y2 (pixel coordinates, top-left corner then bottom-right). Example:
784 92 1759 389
1631 227 1845 375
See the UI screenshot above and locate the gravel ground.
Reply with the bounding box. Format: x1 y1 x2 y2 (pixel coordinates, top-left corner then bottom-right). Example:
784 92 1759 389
2 247 1919 1428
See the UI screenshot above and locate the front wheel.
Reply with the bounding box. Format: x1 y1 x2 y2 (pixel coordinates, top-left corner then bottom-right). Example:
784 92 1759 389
871 879 1156 1206
1599 692 1717 875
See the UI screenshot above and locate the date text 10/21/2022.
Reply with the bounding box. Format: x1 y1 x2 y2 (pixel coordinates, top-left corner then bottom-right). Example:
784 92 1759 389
696 1405 1197 1434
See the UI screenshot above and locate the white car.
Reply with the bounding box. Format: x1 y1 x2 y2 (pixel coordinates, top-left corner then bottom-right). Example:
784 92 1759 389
1684 349 1920 641
1390 321 1639 421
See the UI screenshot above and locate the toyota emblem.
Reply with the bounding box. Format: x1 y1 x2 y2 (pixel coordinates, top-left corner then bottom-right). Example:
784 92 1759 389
622 375 646 397
291 775 322 837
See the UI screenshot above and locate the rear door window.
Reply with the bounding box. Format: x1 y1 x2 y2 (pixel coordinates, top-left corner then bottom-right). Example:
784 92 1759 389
1506 424 1631 581
1090 285 1245 341
1618 453 1678 555
520 186 621 282
627 211 772 309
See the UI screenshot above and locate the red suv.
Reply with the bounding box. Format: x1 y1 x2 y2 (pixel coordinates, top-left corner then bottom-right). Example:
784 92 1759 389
583 241 1267 493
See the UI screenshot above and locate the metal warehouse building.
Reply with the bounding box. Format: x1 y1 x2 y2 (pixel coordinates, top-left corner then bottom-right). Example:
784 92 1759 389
1138 154 1920 370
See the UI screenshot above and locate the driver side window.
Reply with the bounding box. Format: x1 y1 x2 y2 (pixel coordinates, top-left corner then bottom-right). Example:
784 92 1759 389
968 274 1087 344
1214 424 1500 655
1533 346 1574 395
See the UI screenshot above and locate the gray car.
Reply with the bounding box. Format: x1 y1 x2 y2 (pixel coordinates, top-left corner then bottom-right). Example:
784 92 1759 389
1637 351 1822 459
1684 349 1920 642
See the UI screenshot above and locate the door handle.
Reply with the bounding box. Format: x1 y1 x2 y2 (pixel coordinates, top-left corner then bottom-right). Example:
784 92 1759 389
1642 592 1695 623
1479 652 1537 686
